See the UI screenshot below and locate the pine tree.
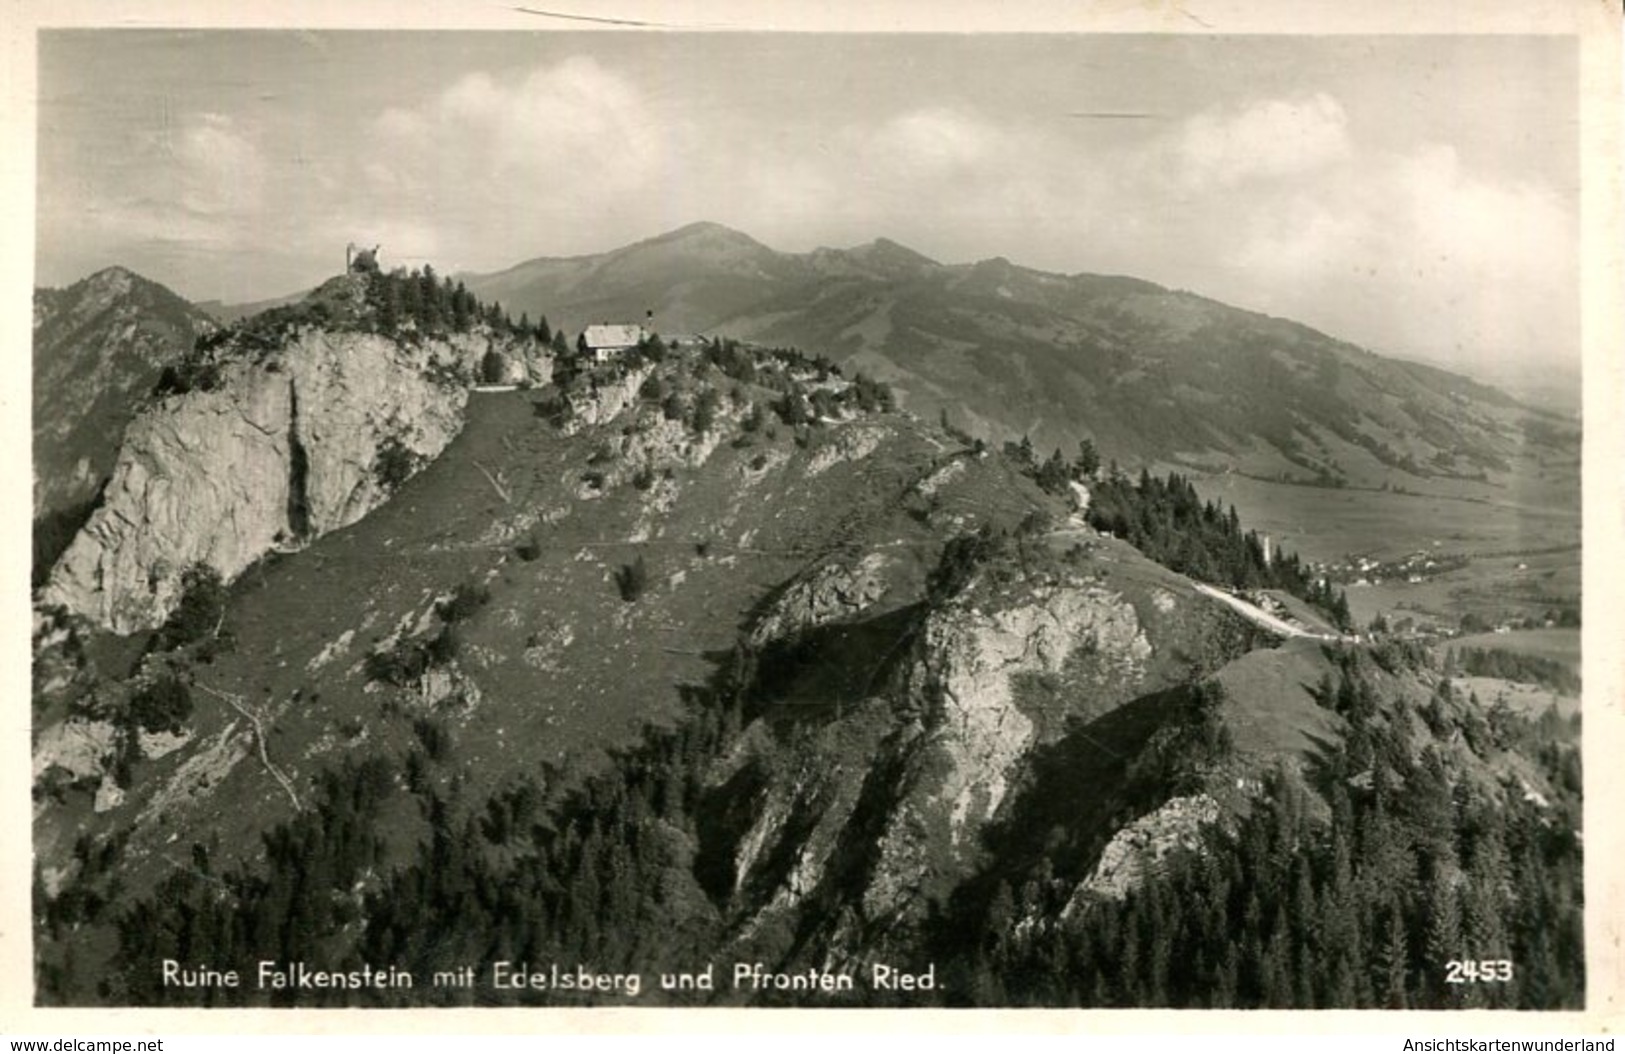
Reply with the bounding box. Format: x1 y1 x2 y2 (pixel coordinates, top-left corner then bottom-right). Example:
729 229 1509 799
1259 932 1293 1007
400 268 424 326
451 282 473 331
417 266 442 330
1333 589 1353 630
1036 448 1071 495
1464 838 1511 961
1076 437 1101 477
374 272 401 333
1373 906 1410 1008
1424 878 1463 1006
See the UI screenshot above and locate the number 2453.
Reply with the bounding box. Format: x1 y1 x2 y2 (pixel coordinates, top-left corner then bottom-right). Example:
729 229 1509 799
1445 960 1514 983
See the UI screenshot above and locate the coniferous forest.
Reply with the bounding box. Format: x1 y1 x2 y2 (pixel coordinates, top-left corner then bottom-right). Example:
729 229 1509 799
950 647 1583 1008
1013 445 1353 629
42 588 1582 1009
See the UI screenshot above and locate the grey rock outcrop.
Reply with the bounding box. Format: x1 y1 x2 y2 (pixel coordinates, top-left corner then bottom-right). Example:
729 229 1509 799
1063 793 1221 907
804 423 888 476
561 367 652 434
851 585 1151 923
729 577 1158 952
748 552 892 647
43 329 473 633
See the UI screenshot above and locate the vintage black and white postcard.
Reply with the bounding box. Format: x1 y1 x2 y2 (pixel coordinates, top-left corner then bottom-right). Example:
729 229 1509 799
5 0 1620 1032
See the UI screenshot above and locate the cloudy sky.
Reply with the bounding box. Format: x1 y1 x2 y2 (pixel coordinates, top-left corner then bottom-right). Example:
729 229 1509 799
35 30 1578 372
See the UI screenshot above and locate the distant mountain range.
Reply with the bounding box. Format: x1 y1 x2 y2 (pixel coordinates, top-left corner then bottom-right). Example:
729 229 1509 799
41 228 1582 583
1397 349 1581 417
455 222 1571 487
32 267 219 583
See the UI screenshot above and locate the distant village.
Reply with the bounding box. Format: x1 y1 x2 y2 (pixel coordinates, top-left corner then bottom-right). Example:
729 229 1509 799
1306 544 1574 638
1313 547 1470 589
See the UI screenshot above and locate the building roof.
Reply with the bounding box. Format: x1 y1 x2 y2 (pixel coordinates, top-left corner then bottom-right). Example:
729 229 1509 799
584 324 645 350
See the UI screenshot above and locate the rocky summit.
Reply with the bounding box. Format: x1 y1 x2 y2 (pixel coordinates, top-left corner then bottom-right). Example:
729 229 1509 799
47 327 486 634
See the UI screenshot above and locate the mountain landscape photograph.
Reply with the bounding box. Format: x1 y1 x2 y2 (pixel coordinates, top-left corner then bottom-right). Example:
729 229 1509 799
20 19 1600 1015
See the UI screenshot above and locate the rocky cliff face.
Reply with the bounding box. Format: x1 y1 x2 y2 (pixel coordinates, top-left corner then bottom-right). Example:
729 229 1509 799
841 581 1153 939
747 551 894 648
42 328 484 633
909 583 1152 839
1063 792 1221 907
724 568 1179 958
561 366 652 433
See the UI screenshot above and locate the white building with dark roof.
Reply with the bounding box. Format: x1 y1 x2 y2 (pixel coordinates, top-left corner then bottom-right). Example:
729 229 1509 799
583 323 647 363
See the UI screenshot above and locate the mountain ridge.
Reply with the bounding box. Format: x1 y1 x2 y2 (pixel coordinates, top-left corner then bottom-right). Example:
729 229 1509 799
449 223 1568 487
208 222 1558 435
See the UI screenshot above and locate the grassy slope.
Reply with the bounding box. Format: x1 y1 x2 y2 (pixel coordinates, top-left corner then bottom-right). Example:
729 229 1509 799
42 378 995 902
1453 676 1580 718
1211 637 1342 760
1185 460 1579 560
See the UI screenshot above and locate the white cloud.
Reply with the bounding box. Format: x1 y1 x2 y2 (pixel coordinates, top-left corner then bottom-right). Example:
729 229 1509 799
367 57 662 194
1203 137 1575 365
874 107 998 173
756 106 1089 245
172 112 265 215
374 106 429 142
1172 92 1352 187
440 71 504 123
48 111 270 258
1227 195 1371 278
1383 146 1575 360
352 57 667 266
